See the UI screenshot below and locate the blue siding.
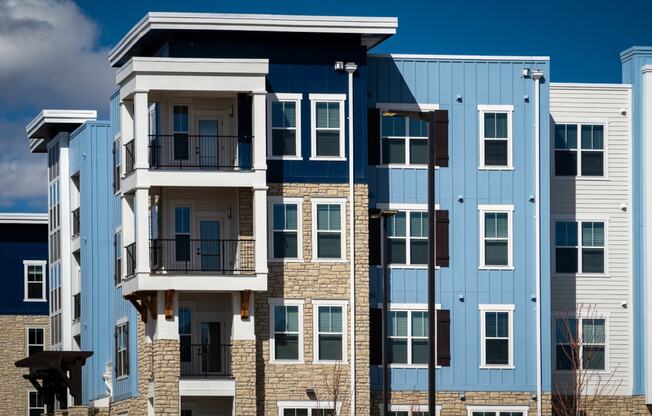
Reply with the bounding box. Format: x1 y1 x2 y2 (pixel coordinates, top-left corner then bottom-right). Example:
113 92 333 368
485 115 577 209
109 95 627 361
0 223 48 315
367 56 551 392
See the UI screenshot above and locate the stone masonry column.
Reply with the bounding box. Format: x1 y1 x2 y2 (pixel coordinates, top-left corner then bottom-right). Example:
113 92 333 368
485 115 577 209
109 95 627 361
153 290 180 416
231 291 256 415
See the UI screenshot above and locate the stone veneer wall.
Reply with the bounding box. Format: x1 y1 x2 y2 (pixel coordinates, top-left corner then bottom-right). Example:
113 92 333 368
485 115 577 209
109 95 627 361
152 339 180 415
0 315 49 416
231 339 257 415
253 183 369 416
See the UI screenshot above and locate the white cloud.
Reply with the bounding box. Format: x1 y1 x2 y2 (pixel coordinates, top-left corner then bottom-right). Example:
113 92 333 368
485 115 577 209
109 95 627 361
0 0 115 211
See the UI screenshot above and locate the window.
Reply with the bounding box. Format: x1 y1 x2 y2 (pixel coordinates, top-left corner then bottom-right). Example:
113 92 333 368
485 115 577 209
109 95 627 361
114 231 122 285
479 206 513 269
113 137 121 192
27 390 45 416
115 321 129 378
554 221 605 274
277 402 336 415
479 106 513 169
175 207 191 262
385 405 440 416
179 308 192 363
270 299 303 362
270 199 302 260
24 260 46 301
313 200 345 260
310 94 345 159
554 123 605 177
381 115 429 165
313 301 347 363
268 94 302 158
388 309 429 365
386 211 428 265
480 305 514 368
27 327 44 356
173 105 190 160
555 317 606 371
466 406 527 416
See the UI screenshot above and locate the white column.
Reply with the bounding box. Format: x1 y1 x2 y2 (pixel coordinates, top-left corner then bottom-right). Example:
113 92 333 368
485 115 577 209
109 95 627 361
120 100 134 177
153 290 179 341
133 91 149 170
134 188 150 275
252 92 267 171
57 134 72 351
231 292 255 340
120 195 134 280
643 69 652 404
253 187 268 275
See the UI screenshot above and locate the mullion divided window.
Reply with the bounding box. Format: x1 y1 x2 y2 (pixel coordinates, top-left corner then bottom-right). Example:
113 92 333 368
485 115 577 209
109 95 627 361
555 123 604 176
273 203 299 259
179 308 192 363
175 207 191 262
115 322 129 378
27 328 44 356
24 261 46 301
28 390 45 416
272 304 301 361
173 105 189 160
582 222 605 273
270 97 300 157
315 101 341 157
480 306 513 368
315 203 343 259
316 305 344 361
387 309 432 365
479 108 512 168
554 220 605 274
555 317 606 371
114 231 122 285
480 208 512 268
381 116 429 165
386 211 428 266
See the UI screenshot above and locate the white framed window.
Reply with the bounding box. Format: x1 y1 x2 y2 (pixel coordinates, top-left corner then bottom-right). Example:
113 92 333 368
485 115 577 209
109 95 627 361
27 390 45 416
311 199 346 261
175 206 191 262
554 220 606 275
277 400 339 416
554 122 605 177
385 210 428 266
478 205 514 269
23 260 46 302
268 93 302 159
384 304 441 367
269 197 303 261
479 304 515 369
382 404 441 416
555 316 607 371
309 94 346 160
26 327 45 356
478 105 514 169
380 115 429 166
114 230 122 285
172 104 190 161
269 299 304 363
466 405 529 416
312 300 347 363
115 320 129 378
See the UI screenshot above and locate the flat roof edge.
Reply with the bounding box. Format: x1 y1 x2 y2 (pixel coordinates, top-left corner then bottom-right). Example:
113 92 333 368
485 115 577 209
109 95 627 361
0 213 48 224
621 46 652 62
26 110 97 140
369 53 550 62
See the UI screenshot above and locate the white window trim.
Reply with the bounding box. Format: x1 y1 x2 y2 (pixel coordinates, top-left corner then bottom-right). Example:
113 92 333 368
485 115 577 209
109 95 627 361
115 320 129 380
478 205 514 270
552 119 609 179
383 209 429 268
267 93 303 160
553 312 610 374
268 197 304 262
479 304 515 369
380 404 442 416
309 93 346 160
311 198 347 262
312 299 348 364
26 389 45 416
552 216 609 277
23 260 47 302
25 326 46 356
269 298 305 364
466 405 529 415
277 400 340 415
478 105 514 170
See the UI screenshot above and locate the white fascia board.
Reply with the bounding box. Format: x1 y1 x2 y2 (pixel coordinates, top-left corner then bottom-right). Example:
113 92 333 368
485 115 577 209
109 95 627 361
179 379 236 396
370 53 550 62
109 12 398 66
0 213 48 224
121 273 268 295
550 82 633 90
26 109 97 140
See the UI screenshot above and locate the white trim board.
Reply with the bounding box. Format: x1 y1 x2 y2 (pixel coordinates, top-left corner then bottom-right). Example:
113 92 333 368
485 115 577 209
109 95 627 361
370 53 550 61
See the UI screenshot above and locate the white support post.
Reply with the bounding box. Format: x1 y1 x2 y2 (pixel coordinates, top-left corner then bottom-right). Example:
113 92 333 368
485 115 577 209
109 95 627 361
133 91 149 170
119 100 134 177
153 290 179 341
252 92 267 171
134 188 149 275
253 187 268 275
231 292 255 340
120 195 134 281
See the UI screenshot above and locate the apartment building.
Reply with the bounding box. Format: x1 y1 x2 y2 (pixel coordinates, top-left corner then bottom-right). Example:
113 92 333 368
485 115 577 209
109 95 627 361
0 213 49 415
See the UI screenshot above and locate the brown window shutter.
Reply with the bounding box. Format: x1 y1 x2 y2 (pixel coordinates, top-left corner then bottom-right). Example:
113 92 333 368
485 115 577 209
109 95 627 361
434 109 449 167
369 211 381 266
369 308 382 365
436 309 451 367
436 210 450 267
368 108 381 165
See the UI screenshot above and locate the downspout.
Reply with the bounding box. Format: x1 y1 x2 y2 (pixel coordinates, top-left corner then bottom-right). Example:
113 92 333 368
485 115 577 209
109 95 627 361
532 69 544 416
345 62 358 416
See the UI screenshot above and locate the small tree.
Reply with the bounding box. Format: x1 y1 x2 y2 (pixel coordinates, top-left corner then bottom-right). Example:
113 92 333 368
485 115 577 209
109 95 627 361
552 305 621 416
313 361 345 416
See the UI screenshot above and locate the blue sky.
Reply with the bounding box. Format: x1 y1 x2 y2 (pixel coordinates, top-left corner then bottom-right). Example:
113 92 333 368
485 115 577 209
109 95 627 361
1 0 651 213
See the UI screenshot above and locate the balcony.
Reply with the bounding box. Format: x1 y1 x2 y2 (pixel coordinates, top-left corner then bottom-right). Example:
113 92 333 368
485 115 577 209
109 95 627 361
72 208 80 238
150 238 255 274
181 343 232 378
148 134 252 171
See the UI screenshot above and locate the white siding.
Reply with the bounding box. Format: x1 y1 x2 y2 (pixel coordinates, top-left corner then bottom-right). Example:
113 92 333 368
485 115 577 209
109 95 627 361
550 83 632 395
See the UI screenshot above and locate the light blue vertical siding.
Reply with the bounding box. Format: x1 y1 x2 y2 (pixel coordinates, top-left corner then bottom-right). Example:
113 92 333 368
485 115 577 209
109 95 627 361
368 56 551 392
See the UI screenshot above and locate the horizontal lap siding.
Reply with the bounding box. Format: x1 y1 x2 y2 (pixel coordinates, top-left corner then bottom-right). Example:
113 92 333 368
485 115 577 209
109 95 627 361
550 84 632 395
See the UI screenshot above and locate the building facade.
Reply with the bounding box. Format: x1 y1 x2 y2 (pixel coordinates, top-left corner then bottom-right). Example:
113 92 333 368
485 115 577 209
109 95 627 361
0 213 49 415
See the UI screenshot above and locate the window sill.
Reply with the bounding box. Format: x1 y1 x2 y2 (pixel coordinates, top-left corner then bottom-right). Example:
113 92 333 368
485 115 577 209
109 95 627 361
480 365 515 370
311 258 348 263
116 375 129 381
309 156 346 162
23 298 47 303
269 360 305 365
478 266 514 271
478 166 515 171
268 156 303 161
313 360 349 365
268 258 305 264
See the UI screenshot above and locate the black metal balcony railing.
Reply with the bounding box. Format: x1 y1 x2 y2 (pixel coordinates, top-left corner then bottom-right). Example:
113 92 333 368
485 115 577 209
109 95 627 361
125 140 135 175
181 343 232 377
72 208 80 238
126 242 136 278
148 134 252 170
149 238 255 274
73 293 80 322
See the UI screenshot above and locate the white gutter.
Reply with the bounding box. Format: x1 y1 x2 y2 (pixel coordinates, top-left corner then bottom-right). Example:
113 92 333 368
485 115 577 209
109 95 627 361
532 69 544 416
345 62 358 416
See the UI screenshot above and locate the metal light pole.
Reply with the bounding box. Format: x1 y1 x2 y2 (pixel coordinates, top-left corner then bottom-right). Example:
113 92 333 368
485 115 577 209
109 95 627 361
427 111 437 415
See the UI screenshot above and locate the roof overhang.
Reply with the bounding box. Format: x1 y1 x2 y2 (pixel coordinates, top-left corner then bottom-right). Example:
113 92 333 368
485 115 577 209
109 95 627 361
0 213 48 224
108 12 398 67
26 110 97 153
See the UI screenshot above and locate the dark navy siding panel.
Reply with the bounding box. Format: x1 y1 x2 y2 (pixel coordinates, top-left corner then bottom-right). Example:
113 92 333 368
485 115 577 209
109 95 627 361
0 223 48 315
